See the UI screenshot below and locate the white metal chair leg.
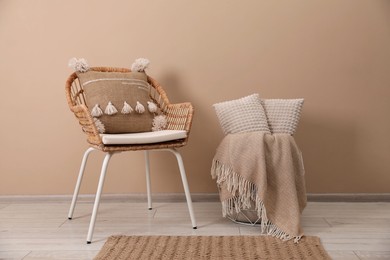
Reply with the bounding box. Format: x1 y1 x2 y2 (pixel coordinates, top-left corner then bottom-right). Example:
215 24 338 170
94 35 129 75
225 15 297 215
144 151 152 210
165 148 197 229
86 152 113 244
68 147 96 220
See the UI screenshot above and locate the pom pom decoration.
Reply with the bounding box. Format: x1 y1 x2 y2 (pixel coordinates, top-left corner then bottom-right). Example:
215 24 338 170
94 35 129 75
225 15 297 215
104 102 118 115
121 101 133 114
91 104 103 117
68 57 89 72
135 101 145 114
152 115 168 131
131 58 150 72
93 118 105 134
147 101 158 113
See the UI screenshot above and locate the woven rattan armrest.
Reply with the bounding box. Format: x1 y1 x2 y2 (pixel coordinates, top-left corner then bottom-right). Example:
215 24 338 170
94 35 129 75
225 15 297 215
70 104 103 146
165 102 194 133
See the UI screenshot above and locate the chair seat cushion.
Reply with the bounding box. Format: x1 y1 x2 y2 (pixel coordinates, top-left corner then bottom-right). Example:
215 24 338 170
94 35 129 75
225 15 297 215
101 130 187 145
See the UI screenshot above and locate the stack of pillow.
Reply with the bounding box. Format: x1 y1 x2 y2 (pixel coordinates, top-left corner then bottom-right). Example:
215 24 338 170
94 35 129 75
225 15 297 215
213 94 304 136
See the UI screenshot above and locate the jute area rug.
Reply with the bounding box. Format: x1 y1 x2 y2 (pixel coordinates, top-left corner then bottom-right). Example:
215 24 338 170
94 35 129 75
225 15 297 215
94 235 331 260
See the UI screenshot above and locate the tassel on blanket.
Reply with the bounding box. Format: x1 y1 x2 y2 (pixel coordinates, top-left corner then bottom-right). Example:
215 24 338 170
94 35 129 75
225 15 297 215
211 159 302 243
211 160 254 210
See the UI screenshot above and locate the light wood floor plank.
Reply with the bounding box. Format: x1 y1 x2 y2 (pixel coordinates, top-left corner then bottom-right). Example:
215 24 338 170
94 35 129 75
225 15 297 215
0 251 30 260
23 250 99 260
326 251 360 260
355 251 390 259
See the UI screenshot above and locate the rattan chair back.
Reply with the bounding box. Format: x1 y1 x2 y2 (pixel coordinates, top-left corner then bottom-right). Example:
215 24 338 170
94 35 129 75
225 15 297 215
65 67 194 151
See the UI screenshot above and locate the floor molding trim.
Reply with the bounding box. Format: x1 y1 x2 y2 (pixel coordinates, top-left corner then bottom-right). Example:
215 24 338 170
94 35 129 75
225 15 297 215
0 193 220 203
0 193 389 203
307 193 390 202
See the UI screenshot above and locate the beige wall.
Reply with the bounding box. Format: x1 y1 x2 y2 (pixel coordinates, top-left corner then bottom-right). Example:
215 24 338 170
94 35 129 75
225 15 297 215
0 0 389 195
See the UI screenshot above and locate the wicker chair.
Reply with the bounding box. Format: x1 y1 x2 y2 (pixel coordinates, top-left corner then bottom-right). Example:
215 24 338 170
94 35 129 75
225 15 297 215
65 67 197 244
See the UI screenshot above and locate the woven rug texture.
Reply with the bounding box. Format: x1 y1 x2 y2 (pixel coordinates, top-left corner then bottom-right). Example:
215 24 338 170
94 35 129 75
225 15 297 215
94 235 331 260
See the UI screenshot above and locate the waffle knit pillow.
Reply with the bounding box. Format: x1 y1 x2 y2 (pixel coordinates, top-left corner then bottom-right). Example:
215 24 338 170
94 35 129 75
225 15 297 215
213 94 270 135
261 99 304 135
77 71 156 134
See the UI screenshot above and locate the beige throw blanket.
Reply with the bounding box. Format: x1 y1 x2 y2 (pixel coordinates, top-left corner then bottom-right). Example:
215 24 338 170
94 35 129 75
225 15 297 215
211 132 307 242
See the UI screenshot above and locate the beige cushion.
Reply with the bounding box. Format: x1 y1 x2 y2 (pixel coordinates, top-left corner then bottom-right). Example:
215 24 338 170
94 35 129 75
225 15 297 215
77 71 155 134
213 94 270 135
101 130 187 145
261 99 304 135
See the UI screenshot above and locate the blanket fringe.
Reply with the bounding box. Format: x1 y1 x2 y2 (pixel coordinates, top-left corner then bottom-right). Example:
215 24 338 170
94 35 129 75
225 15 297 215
212 159 301 243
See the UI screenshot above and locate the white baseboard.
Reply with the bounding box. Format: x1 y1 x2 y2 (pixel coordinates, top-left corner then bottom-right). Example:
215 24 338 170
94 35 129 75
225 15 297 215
0 193 220 203
0 193 389 203
307 193 390 202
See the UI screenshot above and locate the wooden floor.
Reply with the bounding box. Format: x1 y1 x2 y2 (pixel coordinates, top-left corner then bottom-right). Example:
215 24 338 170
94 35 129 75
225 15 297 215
0 199 390 259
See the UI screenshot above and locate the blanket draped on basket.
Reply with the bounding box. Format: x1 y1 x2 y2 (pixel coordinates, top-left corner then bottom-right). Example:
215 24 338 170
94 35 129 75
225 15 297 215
211 131 307 242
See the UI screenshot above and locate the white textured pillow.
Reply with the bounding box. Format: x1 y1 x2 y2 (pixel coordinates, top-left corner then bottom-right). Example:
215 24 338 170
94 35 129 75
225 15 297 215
213 94 270 135
261 99 304 135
